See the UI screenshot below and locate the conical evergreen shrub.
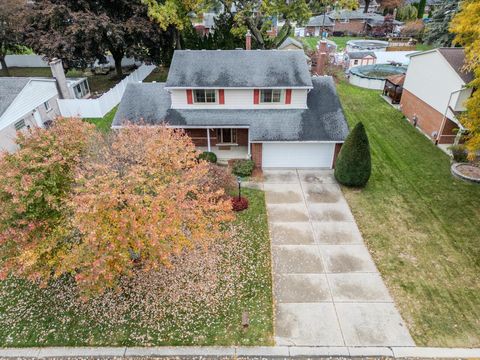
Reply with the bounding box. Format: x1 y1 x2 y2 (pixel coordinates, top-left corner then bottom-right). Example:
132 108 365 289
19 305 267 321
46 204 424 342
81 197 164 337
334 122 371 187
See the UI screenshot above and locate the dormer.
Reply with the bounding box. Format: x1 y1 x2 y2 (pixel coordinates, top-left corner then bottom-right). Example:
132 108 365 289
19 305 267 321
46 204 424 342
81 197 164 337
164 50 313 110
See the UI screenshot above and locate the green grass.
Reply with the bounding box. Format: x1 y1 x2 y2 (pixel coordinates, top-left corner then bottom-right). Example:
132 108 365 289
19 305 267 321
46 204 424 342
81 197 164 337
143 66 169 83
84 106 118 132
0 67 134 94
301 36 433 52
0 188 273 346
336 81 480 347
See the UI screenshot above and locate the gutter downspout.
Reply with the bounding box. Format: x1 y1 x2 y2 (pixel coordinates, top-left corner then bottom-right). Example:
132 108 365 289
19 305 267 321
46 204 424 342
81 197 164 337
437 88 463 145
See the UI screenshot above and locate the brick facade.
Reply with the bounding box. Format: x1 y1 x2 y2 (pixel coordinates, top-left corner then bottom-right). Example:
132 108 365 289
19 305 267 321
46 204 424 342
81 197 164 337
332 143 343 168
251 143 262 168
332 20 366 34
400 89 459 144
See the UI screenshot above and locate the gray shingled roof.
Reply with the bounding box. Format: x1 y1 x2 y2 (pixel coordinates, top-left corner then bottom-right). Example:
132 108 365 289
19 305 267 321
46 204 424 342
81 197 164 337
0 77 30 117
165 50 313 88
278 37 304 50
438 48 474 84
348 51 376 59
307 15 334 27
113 77 348 142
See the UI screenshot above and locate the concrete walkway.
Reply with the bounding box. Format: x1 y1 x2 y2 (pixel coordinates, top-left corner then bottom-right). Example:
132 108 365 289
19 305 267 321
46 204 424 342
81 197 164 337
263 169 415 347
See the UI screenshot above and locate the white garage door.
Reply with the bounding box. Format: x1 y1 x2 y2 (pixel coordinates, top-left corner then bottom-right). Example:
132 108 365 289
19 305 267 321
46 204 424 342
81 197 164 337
262 143 335 169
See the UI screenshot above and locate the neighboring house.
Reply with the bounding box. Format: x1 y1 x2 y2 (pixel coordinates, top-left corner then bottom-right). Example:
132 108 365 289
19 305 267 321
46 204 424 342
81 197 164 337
327 10 402 35
113 49 349 169
305 15 335 36
400 48 474 144
193 13 217 36
277 37 304 51
345 51 377 69
0 59 90 152
358 0 380 12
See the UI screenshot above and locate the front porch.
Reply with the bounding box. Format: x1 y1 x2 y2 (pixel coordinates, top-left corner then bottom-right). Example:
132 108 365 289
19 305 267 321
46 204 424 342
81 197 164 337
184 128 251 165
198 146 250 164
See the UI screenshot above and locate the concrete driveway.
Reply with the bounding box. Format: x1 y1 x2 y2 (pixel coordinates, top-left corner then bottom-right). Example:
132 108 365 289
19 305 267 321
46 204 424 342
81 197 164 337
263 169 415 347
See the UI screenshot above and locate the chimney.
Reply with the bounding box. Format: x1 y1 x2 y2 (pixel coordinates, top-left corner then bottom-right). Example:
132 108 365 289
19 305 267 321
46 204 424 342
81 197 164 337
246 30 252 50
315 40 328 76
49 58 72 99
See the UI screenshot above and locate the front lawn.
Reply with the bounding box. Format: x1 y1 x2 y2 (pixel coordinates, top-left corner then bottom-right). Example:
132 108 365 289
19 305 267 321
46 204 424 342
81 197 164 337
337 81 480 347
0 188 273 346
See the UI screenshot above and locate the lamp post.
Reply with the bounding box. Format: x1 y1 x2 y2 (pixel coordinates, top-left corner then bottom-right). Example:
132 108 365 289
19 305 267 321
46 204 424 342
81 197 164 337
237 176 242 200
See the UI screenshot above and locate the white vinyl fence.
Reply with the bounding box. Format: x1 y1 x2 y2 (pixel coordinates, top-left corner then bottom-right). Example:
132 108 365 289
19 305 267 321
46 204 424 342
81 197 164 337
58 64 156 118
0 54 141 69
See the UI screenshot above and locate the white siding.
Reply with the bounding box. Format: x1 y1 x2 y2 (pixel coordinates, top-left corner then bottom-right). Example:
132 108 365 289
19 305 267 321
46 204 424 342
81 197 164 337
170 89 309 109
262 142 335 168
403 51 467 115
0 80 59 132
0 113 37 152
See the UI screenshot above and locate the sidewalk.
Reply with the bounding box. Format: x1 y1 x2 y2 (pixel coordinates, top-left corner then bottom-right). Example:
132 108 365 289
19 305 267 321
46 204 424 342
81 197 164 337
1 346 480 358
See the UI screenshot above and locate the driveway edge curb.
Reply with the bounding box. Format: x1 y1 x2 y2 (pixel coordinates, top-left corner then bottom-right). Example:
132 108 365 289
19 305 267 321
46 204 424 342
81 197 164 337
1 346 480 358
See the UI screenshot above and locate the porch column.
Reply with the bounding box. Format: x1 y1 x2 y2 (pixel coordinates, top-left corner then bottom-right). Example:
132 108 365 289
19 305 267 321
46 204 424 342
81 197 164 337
207 128 211 152
247 129 251 158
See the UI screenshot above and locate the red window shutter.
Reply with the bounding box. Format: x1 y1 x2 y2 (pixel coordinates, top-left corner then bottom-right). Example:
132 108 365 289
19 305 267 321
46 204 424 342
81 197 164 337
285 89 292 104
219 89 225 104
253 89 259 104
186 89 193 104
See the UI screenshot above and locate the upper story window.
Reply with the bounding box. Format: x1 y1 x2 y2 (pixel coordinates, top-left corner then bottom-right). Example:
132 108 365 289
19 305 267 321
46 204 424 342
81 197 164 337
194 89 216 103
260 89 282 103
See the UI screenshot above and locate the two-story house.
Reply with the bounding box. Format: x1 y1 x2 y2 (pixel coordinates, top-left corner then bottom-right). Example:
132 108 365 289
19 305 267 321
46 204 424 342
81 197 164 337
400 48 473 144
113 49 349 169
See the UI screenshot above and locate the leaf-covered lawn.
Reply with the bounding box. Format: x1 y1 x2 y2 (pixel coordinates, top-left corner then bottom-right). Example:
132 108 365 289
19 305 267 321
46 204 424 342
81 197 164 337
0 188 273 346
337 81 480 347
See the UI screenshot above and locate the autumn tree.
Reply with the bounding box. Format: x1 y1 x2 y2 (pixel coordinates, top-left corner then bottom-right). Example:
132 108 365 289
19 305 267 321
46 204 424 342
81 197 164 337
0 118 97 284
143 0 204 49
24 0 171 75
0 122 234 295
423 0 459 46
379 0 404 12
450 0 480 158
0 0 27 75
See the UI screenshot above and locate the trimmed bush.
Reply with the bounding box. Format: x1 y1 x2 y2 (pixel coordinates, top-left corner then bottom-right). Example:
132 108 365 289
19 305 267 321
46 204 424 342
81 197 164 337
232 159 255 177
448 144 468 163
231 196 249 211
198 151 217 163
334 122 371 187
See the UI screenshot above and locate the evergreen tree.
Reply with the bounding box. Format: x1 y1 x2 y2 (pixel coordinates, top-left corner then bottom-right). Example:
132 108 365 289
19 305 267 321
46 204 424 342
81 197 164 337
334 122 371 188
417 0 426 18
423 0 460 46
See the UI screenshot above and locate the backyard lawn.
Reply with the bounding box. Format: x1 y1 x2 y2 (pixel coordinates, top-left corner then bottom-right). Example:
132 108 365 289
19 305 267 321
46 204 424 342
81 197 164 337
0 188 273 346
302 36 434 52
337 81 480 347
84 106 117 132
0 67 134 94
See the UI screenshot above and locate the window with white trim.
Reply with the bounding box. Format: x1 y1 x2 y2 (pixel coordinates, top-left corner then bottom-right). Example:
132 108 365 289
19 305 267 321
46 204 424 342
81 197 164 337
44 101 51 111
14 119 26 131
193 89 216 103
260 89 282 103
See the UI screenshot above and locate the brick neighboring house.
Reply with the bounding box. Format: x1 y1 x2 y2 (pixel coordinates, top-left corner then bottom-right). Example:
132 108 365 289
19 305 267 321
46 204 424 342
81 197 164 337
400 48 474 144
113 45 349 169
327 10 402 35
